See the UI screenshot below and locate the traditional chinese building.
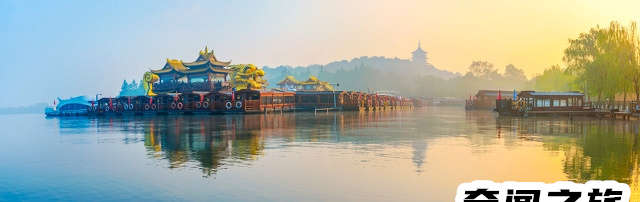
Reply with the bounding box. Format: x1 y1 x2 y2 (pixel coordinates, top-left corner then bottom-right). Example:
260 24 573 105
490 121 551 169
276 75 334 91
150 47 233 93
276 76 300 90
300 76 334 91
411 41 427 65
466 90 516 110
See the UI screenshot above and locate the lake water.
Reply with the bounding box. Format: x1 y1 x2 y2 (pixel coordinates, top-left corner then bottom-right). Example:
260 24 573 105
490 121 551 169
1 106 640 201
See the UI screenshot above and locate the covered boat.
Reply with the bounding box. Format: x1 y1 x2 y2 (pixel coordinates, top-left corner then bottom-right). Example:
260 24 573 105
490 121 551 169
45 96 91 116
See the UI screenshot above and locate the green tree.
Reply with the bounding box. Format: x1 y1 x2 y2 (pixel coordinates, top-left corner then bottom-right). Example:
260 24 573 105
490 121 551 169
564 21 640 103
504 64 527 81
533 65 575 91
468 61 501 80
119 80 129 96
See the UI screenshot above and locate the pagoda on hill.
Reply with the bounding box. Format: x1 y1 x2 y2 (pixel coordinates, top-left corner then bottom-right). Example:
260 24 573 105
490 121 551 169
411 41 427 65
150 47 233 93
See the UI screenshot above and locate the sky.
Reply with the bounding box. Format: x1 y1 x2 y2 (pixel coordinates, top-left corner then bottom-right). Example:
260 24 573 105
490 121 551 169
1 0 639 107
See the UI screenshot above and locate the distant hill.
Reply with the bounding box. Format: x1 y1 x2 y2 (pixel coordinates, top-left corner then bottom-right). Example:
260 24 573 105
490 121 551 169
261 44 531 99
0 103 49 115
261 60 461 98
263 56 459 89
262 42 459 90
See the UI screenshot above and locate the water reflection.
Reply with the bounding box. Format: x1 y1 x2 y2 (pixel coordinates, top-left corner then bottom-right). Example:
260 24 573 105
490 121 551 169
150 116 271 174
496 117 640 199
55 110 640 184
69 110 424 177
27 107 640 201
412 140 427 173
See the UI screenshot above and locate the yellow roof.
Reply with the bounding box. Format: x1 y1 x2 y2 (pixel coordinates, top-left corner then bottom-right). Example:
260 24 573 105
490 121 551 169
151 58 232 74
298 76 333 91
300 76 321 85
197 47 231 67
277 76 300 85
167 59 188 71
150 47 233 74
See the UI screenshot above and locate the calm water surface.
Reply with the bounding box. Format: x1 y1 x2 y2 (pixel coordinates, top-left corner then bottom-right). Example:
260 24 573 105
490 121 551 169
1 106 640 201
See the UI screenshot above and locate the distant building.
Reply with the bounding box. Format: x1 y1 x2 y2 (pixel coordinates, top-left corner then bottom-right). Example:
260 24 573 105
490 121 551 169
300 76 334 91
277 76 300 90
466 90 517 110
411 41 427 65
276 75 334 91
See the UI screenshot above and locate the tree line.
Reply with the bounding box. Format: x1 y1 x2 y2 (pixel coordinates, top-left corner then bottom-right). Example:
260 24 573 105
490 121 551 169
561 21 640 103
265 61 534 99
532 21 640 104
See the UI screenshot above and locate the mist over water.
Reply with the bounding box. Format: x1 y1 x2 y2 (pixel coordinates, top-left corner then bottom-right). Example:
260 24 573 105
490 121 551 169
2 107 640 201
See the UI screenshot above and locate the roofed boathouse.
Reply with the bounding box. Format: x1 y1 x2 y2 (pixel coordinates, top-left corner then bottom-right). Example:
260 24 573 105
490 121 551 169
277 76 300 90
468 90 516 109
276 76 334 91
151 47 233 93
516 91 584 111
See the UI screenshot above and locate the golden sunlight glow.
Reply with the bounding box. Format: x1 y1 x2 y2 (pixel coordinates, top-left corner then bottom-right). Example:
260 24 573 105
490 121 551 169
282 0 640 77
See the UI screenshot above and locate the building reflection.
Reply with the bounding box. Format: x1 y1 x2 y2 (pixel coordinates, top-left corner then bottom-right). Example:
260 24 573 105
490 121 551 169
412 140 428 173
51 116 94 135
140 115 277 177
81 110 424 176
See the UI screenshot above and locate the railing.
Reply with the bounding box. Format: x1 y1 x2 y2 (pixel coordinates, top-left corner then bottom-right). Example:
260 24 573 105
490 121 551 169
244 100 259 111
587 101 638 113
153 81 224 92
505 100 639 113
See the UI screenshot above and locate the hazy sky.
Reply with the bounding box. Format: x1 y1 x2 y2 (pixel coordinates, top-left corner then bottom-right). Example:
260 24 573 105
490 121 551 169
1 0 639 107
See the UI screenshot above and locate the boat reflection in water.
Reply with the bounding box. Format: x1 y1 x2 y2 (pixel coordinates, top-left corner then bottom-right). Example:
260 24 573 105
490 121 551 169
80 110 417 177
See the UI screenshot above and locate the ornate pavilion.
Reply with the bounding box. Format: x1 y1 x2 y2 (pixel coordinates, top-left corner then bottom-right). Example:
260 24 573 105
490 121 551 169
151 47 233 93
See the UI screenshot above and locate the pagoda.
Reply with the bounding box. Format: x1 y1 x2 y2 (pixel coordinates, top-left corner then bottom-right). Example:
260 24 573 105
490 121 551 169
150 47 233 93
411 41 427 65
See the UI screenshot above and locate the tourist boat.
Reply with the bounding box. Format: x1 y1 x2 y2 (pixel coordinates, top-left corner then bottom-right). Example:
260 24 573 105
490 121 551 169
232 90 295 113
465 90 516 110
496 91 591 116
45 96 91 116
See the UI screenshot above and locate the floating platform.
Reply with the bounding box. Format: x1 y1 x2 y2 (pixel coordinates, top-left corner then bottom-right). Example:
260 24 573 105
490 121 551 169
46 90 414 117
